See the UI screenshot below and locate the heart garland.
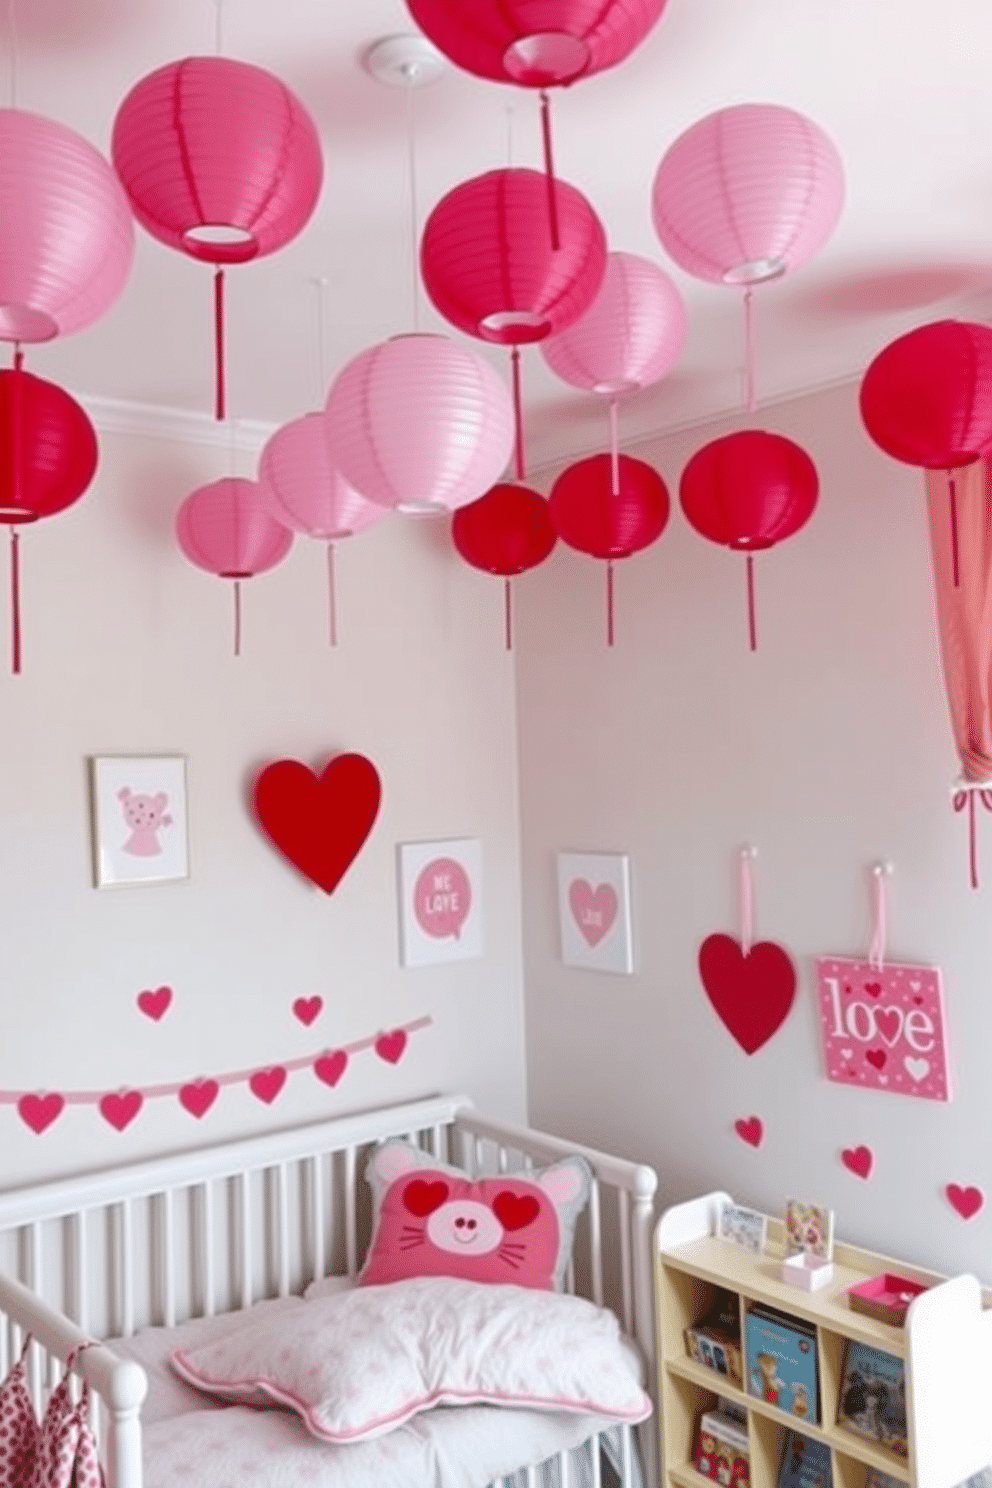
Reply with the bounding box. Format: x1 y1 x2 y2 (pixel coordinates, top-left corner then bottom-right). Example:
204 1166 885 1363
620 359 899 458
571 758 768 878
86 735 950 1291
254 753 381 894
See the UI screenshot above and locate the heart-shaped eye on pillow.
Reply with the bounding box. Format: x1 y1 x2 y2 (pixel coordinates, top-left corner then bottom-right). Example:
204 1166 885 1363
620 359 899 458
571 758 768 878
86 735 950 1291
403 1179 449 1217
492 1192 540 1231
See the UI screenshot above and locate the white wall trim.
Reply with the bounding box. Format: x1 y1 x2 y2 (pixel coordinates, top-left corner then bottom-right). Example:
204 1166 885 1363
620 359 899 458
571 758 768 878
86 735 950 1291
78 393 277 454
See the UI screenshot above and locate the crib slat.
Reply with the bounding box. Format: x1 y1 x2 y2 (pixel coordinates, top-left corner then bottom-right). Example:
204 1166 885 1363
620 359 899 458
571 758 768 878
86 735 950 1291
238 1172 252 1311
592 1431 603 1488
276 1163 289 1297
161 1190 176 1328
618 1187 633 1334
201 1182 216 1317
120 1200 134 1338
588 1177 604 1308
344 1145 357 1276
309 1155 324 1282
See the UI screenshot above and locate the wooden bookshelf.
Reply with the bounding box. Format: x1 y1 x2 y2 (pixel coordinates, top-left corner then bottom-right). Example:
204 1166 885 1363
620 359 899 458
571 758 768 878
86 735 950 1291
655 1193 992 1488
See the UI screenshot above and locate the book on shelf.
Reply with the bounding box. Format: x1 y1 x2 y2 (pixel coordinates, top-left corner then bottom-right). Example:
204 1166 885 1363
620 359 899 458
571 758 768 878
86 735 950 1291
693 1406 749 1486
744 1302 819 1424
777 1429 832 1488
684 1288 743 1387
836 1339 907 1457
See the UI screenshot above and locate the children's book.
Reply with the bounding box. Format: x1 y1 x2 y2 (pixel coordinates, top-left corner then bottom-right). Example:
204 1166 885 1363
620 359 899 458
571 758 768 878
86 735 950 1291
836 1340 907 1456
778 1430 832 1488
744 1303 819 1424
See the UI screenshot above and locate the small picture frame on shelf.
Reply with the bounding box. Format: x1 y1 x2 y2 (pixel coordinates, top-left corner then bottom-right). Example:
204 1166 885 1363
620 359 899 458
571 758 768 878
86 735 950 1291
784 1198 834 1260
90 755 190 888
718 1201 767 1254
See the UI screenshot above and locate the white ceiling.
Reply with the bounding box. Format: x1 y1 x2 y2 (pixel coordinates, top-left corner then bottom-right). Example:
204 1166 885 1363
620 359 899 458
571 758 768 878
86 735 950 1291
10 0 992 470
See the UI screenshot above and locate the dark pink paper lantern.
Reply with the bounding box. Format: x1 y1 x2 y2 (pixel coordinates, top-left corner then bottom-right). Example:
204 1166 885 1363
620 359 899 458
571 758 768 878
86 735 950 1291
405 0 666 87
0 108 133 344
0 365 99 673
679 429 818 650
550 453 669 644
420 167 607 347
452 481 557 648
176 477 293 655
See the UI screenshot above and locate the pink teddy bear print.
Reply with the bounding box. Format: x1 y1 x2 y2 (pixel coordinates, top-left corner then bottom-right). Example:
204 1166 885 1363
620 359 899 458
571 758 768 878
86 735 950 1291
118 787 173 856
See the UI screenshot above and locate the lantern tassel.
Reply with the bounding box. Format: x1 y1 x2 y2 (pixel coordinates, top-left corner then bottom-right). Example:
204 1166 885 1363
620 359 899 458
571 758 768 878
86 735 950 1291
9 529 21 675
746 552 757 652
948 470 960 588
504 576 513 651
214 268 226 422
232 577 241 657
511 346 526 480
607 559 615 648
538 91 561 251
327 540 338 648
609 399 620 496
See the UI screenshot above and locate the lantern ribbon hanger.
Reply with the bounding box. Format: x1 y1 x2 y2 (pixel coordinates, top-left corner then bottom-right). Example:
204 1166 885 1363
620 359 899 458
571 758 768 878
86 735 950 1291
866 860 892 971
952 781 992 891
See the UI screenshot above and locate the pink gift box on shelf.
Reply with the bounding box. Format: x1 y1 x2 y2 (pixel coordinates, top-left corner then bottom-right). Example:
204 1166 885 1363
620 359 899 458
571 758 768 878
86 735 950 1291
848 1272 929 1326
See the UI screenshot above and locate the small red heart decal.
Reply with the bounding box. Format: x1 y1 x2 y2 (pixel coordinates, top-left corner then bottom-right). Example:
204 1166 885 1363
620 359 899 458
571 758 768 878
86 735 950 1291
254 754 381 895
293 996 323 1027
100 1090 143 1131
249 1066 287 1104
698 933 796 1054
865 1048 886 1070
137 986 172 1021
841 1145 874 1179
734 1116 764 1148
947 1183 984 1220
18 1092 65 1134
314 1050 348 1087
864 981 882 997
179 1079 219 1119
492 1191 540 1231
403 1179 449 1217
375 1030 407 1065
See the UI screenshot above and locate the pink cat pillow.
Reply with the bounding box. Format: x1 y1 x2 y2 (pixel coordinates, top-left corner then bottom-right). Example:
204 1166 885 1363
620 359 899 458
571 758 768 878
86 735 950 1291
359 1140 591 1291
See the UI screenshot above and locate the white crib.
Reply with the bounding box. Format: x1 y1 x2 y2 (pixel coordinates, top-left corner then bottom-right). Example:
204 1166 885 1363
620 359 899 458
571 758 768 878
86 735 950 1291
0 1092 658 1488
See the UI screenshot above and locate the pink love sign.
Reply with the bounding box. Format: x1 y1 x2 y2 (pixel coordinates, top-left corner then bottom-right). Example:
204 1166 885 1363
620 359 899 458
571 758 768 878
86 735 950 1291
815 957 951 1103
414 857 471 940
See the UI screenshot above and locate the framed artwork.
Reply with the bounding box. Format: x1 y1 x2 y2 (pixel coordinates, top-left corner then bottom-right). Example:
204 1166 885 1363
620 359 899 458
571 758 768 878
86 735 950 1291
90 756 190 888
717 1201 767 1254
784 1198 834 1260
557 852 633 974
397 838 483 967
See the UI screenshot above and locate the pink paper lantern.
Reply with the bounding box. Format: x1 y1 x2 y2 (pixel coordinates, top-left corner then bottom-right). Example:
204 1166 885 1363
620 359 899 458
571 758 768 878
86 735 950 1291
652 103 844 286
420 167 607 346
323 334 515 514
541 251 687 395
405 0 666 87
176 477 293 655
111 56 322 265
0 108 134 343
259 415 385 540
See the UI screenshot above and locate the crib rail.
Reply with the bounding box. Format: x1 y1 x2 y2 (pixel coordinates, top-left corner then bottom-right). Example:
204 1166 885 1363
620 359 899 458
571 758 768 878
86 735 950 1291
0 1092 657 1488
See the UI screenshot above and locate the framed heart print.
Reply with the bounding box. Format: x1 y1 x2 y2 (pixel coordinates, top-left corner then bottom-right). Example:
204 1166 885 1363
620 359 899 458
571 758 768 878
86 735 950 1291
556 852 633 974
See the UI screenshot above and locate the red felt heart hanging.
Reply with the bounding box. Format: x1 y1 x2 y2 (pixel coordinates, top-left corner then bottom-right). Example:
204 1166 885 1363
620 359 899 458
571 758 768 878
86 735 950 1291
254 752 381 894
698 932 796 1054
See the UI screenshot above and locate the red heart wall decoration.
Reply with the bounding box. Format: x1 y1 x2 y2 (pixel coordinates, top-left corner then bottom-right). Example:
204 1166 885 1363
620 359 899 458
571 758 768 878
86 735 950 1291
946 1183 984 1220
734 1116 764 1148
841 1145 874 1179
137 986 172 1021
698 933 796 1054
254 753 381 895
18 1092 65 1134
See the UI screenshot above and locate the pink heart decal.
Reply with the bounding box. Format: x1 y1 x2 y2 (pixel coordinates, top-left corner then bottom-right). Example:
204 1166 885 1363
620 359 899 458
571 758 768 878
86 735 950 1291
99 1090 143 1131
841 1145 874 1179
293 996 323 1027
314 1050 348 1087
865 1048 886 1070
864 981 882 997
179 1079 220 1119
375 1030 407 1065
698 933 796 1055
249 1066 287 1104
137 986 172 1021
568 879 618 948
734 1116 764 1148
17 1092 65 1134
947 1183 984 1220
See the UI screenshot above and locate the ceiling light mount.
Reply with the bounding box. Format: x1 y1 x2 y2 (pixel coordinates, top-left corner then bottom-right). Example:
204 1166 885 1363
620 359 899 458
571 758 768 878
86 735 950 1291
362 35 446 89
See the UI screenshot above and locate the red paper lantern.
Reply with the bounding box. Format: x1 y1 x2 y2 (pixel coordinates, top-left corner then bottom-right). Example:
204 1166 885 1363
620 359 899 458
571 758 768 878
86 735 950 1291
452 482 557 648
679 429 818 650
549 453 669 643
0 366 98 674
405 1 665 86
421 168 606 346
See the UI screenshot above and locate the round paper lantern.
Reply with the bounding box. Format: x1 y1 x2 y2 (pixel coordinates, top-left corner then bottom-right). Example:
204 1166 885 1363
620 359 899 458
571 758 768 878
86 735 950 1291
550 453 669 644
111 57 322 265
0 365 99 673
652 104 844 287
859 320 992 470
420 168 607 346
0 108 134 343
176 477 293 655
259 413 387 645
541 251 687 395
452 482 557 647
323 334 515 514
405 0 666 86
679 429 818 650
